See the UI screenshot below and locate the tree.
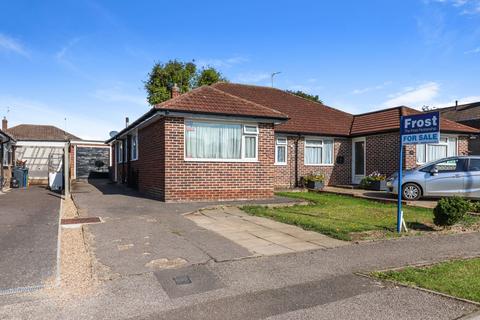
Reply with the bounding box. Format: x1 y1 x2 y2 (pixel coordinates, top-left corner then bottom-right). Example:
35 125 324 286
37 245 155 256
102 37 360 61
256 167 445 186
144 60 226 105
196 67 227 86
286 90 323 104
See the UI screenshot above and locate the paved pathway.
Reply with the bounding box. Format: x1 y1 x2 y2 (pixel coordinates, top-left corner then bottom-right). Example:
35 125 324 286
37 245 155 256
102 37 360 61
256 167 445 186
0 186 60 293
186 206 346 256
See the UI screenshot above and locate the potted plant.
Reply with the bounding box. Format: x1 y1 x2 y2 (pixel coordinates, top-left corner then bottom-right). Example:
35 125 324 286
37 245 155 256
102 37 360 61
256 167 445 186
359 171 387 191
302 172 325 190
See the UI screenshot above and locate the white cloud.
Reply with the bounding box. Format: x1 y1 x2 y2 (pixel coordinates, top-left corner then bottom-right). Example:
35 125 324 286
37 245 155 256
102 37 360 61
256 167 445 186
196 56 249 69
0 33 29 57
431 95 480 108
93 87 147 106
352 81 392 95
465 47 480 54
233 72 271 83
382 82 440 107
428 0 480 14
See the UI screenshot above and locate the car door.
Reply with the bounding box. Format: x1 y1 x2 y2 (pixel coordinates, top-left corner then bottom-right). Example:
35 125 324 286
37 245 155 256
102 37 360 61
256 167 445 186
464 158 480 198
425 158 467 197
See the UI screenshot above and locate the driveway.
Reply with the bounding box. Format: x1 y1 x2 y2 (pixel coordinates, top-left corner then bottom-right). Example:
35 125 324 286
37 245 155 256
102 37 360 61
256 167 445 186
71 180 301 278
0 186 60 293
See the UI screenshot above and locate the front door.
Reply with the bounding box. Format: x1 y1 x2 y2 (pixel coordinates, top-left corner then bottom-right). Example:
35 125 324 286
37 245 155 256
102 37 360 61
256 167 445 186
352 137 366 184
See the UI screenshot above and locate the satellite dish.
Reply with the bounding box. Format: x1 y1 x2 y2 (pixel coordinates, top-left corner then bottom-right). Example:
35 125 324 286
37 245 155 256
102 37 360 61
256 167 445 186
109 131 118 138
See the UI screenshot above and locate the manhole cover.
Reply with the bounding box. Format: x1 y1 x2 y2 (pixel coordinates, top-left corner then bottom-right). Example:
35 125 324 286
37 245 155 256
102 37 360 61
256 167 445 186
173 275 192 285
61 217 101 225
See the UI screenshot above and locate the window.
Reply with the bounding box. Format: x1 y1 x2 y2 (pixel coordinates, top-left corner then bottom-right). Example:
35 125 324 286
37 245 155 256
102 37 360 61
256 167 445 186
468 159 480 171
185 121 258 161
304 139 333 165
2 144 11 167
117 141 123 163
435 159 463 172
416 136 457 164
130 133 138 161
275 137 287 165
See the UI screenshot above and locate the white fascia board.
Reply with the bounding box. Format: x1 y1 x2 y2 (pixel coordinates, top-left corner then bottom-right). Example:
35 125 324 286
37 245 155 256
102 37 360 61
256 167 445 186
16 141 67 147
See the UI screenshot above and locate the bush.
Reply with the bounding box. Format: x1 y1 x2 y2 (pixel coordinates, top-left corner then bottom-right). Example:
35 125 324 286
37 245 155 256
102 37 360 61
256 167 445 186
469 201 480 213
433 197 470 227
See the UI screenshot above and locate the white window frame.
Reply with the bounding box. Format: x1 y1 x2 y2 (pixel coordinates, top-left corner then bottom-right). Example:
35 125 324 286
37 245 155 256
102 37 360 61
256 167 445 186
117 141 123 163
304 138 334 166
416 135 458 164
275 137 287 165
184 120 259 162
130 131 138 161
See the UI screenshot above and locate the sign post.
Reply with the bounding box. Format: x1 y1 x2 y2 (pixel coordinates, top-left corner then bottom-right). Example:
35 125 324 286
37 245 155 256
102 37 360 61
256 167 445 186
397 111 440 233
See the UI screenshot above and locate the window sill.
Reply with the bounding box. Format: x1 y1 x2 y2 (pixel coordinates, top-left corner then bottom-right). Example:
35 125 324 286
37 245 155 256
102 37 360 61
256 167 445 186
275 163 287 166
184 158 259 163
304 163 334 167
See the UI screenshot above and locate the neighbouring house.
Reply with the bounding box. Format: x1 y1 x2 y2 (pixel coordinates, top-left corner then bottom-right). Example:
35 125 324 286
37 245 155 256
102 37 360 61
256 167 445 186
436 101 480 155
3 119 111 184
0 120 15 191
107 83 478 202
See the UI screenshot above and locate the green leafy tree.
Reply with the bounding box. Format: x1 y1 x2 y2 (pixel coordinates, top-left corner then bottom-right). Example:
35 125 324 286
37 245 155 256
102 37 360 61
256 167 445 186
286 90 323 104
144 60 227 105
144 60 197 105
196 67 227 86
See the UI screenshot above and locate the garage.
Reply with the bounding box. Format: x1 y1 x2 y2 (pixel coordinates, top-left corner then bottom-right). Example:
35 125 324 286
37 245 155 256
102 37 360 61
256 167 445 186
71 141 111 180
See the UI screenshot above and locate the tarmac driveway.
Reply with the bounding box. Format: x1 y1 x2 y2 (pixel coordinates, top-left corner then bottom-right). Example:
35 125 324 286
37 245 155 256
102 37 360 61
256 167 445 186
0 186 60 293
72 180 301 278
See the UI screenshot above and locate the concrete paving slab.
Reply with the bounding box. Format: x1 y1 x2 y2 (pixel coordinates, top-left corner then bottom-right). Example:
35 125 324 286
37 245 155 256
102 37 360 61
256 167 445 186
186 206 348 256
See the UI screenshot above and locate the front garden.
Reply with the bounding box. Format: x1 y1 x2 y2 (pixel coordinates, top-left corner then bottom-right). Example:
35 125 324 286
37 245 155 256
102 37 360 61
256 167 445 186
242 192 480 241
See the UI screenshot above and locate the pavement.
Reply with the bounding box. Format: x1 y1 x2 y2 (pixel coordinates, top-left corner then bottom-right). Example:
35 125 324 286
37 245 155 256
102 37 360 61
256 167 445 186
186 206 347 256
323 186 438 208
1 181 479 319
0 186 60 293
71 180 302 277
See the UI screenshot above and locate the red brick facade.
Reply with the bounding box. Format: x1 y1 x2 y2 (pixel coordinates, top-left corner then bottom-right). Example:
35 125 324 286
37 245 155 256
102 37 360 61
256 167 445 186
273 136 351 188
112 117 471 201
115 116 275 202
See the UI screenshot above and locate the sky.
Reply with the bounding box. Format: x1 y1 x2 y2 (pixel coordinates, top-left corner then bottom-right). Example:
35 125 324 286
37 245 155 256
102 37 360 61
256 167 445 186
1 0 479 140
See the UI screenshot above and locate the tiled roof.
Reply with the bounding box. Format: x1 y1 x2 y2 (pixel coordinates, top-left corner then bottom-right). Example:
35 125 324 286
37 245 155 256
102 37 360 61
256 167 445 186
0 128 15 142
7 124 80 141
437 102 480 122
350 106 479 136
155 85 289 120
212 82 354 136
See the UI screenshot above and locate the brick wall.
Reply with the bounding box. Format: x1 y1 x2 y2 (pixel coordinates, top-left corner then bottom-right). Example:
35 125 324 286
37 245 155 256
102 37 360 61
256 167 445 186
365 133 470 178
163 117 275 201
274 136 351 188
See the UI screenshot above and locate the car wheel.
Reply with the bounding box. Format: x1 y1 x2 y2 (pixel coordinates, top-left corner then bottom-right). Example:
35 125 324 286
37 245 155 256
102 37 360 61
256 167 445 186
402 183 421 201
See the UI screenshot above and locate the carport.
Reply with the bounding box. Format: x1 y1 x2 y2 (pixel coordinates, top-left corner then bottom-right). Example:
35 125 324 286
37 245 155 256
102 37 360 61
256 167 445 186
70 140 111 180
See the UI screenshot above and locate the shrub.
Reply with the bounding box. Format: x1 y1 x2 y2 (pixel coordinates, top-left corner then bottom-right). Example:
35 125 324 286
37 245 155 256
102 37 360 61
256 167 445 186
300 172 325 187
433 197 470 227
469 201 480 213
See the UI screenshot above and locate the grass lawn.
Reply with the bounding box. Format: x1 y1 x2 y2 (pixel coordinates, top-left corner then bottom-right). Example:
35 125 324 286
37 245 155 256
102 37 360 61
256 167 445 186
242 192 438 241
372 258 480 303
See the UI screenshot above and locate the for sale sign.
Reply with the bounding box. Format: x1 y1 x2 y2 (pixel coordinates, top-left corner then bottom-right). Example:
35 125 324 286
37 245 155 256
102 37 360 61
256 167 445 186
400 111 440 145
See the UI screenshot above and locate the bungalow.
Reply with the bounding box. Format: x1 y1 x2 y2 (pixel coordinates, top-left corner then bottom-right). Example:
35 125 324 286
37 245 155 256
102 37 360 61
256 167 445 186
107 83 478 202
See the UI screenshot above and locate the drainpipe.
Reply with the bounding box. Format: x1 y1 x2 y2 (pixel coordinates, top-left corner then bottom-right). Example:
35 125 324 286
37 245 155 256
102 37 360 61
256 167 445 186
0 141 4 192
294 135 301 188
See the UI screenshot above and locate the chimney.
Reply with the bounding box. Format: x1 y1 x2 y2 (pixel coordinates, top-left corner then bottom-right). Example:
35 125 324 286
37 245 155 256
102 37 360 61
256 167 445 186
455 100 458 110
125 117 129 128
2 117 7 131
171 83 180 99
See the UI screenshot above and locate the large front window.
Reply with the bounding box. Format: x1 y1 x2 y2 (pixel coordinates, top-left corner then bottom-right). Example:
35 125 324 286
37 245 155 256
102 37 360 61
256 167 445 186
304 139 334 165
185 121 258 161
416 136 457 164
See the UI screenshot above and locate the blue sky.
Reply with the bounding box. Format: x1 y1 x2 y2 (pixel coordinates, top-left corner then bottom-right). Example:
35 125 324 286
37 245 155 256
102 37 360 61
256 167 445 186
1 0 479 140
